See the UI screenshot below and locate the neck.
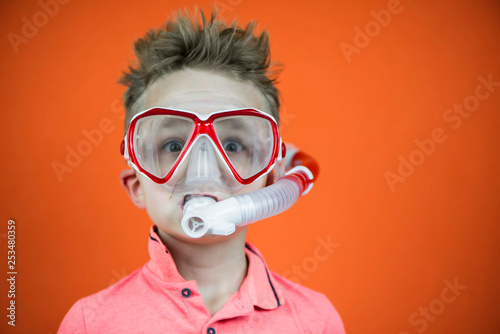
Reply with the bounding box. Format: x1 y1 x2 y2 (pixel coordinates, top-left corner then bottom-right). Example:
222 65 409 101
158 228 248 316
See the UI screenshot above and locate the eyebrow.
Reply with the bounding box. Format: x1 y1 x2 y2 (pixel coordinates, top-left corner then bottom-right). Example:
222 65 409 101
157 117 192 128
219 118 252 131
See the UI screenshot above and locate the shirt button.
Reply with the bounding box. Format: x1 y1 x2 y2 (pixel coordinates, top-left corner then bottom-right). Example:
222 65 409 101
207 328 216 334
181 288 191 298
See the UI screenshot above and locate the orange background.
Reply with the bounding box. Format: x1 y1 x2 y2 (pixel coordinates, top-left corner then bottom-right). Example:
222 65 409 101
1 0 500 333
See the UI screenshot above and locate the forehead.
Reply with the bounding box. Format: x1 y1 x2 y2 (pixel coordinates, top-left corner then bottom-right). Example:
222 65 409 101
142 68 268 114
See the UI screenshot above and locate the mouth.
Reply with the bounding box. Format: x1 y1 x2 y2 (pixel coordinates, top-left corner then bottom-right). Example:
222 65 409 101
182 194 218 209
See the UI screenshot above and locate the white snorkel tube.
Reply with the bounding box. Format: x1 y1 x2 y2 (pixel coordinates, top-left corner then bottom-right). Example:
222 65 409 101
181 147 319 238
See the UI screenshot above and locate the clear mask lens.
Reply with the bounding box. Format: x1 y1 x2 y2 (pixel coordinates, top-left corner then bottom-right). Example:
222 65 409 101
213 116 274 179
133 115 194 179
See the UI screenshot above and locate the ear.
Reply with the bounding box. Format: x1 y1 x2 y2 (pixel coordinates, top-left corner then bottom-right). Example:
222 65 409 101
119 169 146 210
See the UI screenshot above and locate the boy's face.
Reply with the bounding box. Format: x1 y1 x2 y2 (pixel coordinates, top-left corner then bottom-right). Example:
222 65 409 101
120 68 271 242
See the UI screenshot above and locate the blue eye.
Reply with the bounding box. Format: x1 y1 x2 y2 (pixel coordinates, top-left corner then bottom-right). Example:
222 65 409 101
223 140 244 153
162 140 184 153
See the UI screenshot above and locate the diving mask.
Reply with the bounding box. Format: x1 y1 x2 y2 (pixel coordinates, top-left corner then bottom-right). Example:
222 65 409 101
121 107 283 191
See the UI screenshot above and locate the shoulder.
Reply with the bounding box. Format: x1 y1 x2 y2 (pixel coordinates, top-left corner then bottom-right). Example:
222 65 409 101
58 267 144 334
271 271 345 334
81 266 145 308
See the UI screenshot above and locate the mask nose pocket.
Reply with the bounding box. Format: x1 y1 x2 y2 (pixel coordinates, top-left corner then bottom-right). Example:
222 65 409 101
184 138 223 183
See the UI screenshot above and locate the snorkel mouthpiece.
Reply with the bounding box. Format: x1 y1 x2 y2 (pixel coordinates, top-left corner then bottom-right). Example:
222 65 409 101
182 196 241 238
181 159 316 239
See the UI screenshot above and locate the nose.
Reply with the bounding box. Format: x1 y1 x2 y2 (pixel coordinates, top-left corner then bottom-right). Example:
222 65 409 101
185 138 222 183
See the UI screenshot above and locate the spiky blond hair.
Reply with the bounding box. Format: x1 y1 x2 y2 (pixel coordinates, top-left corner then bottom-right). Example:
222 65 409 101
119 9 281 131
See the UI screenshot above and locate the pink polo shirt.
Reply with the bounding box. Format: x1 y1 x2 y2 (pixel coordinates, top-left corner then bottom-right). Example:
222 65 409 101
59 226 345 333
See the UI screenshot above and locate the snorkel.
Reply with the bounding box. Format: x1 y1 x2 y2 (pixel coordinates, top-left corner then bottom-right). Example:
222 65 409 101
181 145 319 238
121 106 319 239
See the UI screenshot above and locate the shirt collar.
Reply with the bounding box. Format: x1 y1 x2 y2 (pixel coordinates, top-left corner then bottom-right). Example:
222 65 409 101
146 225 284 310
242 242 284 310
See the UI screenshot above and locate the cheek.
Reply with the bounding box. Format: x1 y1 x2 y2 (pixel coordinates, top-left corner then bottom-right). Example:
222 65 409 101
255 177 267 190
141 184 182 226
234 176 267 196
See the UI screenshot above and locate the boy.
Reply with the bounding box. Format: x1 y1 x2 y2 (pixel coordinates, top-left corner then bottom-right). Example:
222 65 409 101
59 9 345 333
